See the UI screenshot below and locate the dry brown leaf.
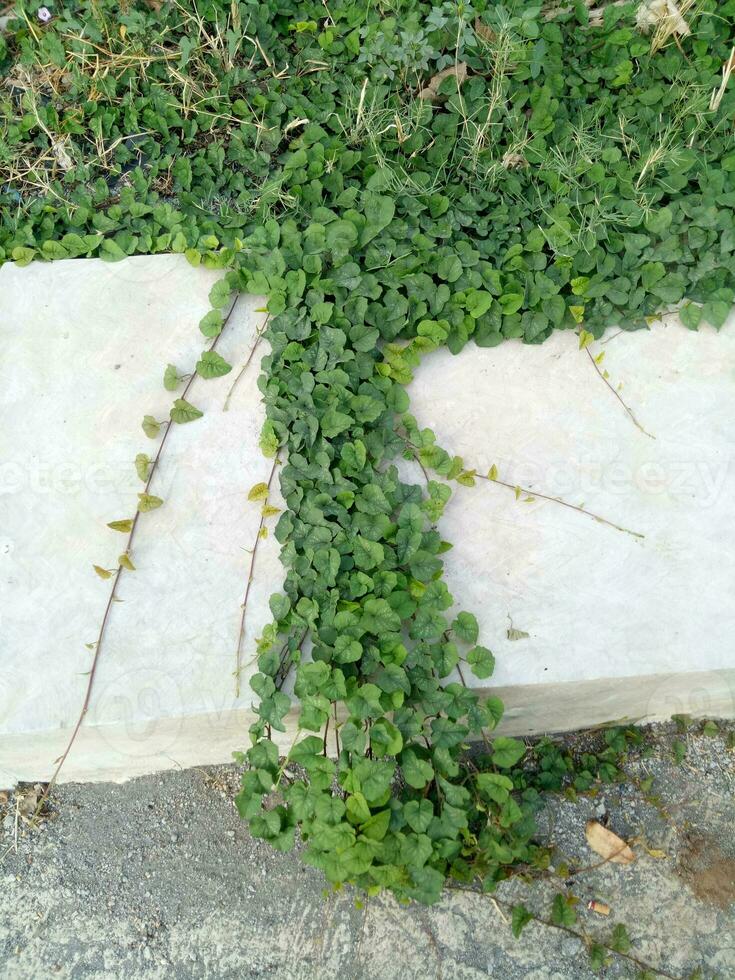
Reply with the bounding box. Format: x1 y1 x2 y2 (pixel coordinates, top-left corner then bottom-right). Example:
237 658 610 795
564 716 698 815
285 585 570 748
418 63 467 102
16 789 38 819
502 151 528 170
474 17 496 42
585 820 636 865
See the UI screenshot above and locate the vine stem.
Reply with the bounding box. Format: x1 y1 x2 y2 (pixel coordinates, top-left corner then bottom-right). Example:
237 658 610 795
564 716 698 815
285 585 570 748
448 885 682 980
403 438 643 540
585 346 656 440
233 454 280 697
33 295 242 815
223 313 268 411
475 472 644 540
488 895 683 980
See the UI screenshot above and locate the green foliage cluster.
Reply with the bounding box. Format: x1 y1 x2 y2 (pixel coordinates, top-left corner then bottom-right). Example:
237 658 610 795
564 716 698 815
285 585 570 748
3 0 735 918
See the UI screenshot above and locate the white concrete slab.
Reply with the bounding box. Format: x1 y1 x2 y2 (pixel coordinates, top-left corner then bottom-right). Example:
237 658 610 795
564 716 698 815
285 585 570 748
1 255 734 785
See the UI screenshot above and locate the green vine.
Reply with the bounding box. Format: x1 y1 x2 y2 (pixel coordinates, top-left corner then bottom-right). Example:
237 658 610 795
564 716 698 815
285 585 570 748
4 0 734 971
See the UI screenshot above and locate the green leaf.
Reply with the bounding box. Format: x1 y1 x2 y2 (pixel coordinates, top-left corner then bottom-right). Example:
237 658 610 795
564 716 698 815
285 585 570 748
499 293 523 315
400 833 433 867
640 262 665 290
351 759 395 803
437 255 462 282
196 350 232 379
163 364 180 391
135 453 151 481
353 538 385 573
511 904 533 939
142 416 161 439
610 923 630 954
107 519 133 533
467 645 495 679
702 300 730 330
403 799 434 833
42 240 69 260
452 612 479 645
644 207 673 235
269 593 290 620
550 893 577 927
346 793 371 825
361 808 391 841
401 750 434 789
491 737 526 769
476 772 513 804
199 309 224 337
170 398 203 424
100 238 126 261
137 492 164 512
311 301 334 324
679 303 701 330
361 193 395 244
248 482 269 501
360 596 399 631
209 278 232 308
370 718 403 756
11 246 36 267
321 408 353 438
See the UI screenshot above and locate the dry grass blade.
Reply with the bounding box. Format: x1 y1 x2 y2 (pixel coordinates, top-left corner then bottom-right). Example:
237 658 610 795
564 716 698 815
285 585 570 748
637 0 697 55
710 48 735 112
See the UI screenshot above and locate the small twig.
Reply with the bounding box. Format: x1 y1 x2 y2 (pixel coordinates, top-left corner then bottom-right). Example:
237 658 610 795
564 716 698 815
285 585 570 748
585 347 656 440
223 314 268 411
33 295 241 815
333 702 341 756
491 897 508 924
487 895 682 980
476 473 644 540
234 455 280 697
403 437 643 540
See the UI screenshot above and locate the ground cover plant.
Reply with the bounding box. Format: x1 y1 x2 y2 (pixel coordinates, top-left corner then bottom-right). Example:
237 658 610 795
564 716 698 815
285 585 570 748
3 0 735 971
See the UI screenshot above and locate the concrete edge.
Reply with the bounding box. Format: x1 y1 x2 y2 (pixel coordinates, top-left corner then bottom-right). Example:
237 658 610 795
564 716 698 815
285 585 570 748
2 667 733 787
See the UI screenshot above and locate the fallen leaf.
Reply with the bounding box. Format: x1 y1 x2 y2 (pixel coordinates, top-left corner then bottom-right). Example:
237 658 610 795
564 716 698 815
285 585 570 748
502 151 528 169
51 137 74 171
418 63 467 102
16 789 38 818
474 17 496 42
585 820 636 865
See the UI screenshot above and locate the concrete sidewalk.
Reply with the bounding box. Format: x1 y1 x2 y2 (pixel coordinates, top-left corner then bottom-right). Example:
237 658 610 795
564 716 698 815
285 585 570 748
3 254 735 785
1 722 733 979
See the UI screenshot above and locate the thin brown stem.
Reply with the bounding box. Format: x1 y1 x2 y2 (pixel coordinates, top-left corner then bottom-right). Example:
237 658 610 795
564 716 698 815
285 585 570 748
223 314 268 411
333 702 341 756
488 895 682 980
403 436 643 541
34 296 241 814
233 455 280 697
476 473 644 540
585 347 656 440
